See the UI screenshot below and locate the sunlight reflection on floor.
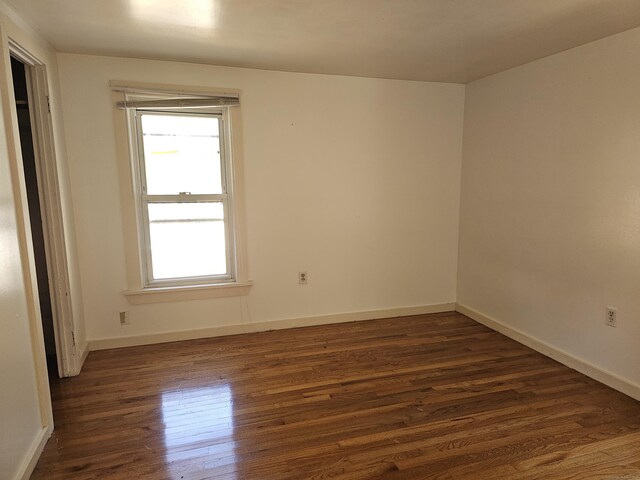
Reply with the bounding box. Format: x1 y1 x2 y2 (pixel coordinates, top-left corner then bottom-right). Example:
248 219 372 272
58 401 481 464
161 384 237 479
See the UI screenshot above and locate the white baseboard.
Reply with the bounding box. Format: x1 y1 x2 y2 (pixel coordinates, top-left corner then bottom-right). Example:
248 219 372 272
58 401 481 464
77 341 90 374
456 303 640 401
16 424 52 480
88 303 456 351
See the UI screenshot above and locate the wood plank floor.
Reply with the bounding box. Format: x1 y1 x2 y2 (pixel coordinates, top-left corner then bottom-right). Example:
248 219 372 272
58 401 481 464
32 312 640 479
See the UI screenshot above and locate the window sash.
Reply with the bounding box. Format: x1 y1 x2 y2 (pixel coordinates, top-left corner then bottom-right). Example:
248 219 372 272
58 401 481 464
132 109 235 286
136 109 228 196
143 194 227 202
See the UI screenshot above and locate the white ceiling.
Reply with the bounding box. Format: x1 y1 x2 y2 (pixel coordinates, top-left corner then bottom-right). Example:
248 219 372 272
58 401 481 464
5 0 640 83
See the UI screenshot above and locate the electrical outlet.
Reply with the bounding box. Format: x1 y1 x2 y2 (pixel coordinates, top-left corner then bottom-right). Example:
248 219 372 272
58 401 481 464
298 271 308 284
119 311 130 325
606 307 617 327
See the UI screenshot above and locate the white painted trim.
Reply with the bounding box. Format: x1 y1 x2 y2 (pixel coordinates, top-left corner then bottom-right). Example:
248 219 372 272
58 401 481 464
112 82 251 298
77 341 89 371
0 16 54 437
89 303 456 351
109 79 241 97
15 425 52 480
10 46 78 378
456 303 640 402
123 281 253 304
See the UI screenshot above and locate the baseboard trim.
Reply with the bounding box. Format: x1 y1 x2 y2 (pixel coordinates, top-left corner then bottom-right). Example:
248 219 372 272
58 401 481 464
16 424 52 480
456 303 640 401
77 341 90 374
88 303 456 351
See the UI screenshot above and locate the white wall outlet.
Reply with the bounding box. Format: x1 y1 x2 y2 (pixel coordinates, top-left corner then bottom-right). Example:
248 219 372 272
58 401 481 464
606 307 617 327
119 311 130 325
298 271 308 284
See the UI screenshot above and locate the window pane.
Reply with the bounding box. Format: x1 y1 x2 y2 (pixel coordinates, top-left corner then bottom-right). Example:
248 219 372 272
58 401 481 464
140 114 222 195
147 202 227 280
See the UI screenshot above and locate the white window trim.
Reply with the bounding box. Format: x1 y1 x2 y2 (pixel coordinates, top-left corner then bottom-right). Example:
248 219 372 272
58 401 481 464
123 282 252 305
132 107 235 287
111 81 251 303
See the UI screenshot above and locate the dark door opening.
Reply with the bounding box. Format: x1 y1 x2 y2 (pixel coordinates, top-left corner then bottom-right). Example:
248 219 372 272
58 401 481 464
11 55 59 378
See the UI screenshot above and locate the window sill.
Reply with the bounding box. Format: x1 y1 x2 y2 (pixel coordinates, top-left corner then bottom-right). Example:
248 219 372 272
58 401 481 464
123 281 253 305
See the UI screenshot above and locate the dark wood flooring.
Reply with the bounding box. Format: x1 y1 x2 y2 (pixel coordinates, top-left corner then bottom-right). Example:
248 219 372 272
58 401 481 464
32 312 640 479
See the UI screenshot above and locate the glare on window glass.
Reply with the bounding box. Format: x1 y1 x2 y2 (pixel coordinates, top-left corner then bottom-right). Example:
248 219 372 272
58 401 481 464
140 114 222 195
148 202 227 279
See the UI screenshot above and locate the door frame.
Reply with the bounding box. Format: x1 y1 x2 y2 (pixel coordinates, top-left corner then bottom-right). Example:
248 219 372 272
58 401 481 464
7 39 77 378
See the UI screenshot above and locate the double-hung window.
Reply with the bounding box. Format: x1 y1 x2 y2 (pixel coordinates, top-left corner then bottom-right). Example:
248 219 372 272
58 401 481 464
123 93 239 288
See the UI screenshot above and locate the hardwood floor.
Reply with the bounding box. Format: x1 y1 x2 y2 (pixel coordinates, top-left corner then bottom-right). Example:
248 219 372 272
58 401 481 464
32 312 640 479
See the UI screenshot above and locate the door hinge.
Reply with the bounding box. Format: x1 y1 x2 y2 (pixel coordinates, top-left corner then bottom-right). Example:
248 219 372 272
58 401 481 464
71 331 76 347
46 96 51 113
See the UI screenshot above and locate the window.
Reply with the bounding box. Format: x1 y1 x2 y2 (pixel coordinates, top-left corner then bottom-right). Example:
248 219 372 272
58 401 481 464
117 88 248 295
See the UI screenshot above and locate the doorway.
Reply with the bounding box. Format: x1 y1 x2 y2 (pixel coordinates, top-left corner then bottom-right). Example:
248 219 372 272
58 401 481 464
11 57 59 378
10 55 60 378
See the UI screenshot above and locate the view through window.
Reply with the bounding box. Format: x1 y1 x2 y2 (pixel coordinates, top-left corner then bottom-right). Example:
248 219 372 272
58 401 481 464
135 111 233 284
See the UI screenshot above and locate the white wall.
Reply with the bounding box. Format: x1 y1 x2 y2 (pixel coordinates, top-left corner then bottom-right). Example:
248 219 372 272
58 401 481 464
0 61 42 480
0 9 47 480
56 53 465 343
0 3 86 475
458 27 640 389
0 3 86 362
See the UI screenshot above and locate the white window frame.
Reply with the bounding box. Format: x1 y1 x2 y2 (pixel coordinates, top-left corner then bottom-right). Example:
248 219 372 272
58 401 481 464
112 82 251 304
130 107 236 287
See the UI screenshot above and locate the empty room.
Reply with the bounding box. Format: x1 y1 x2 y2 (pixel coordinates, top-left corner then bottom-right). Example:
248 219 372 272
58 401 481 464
1 1 639 479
